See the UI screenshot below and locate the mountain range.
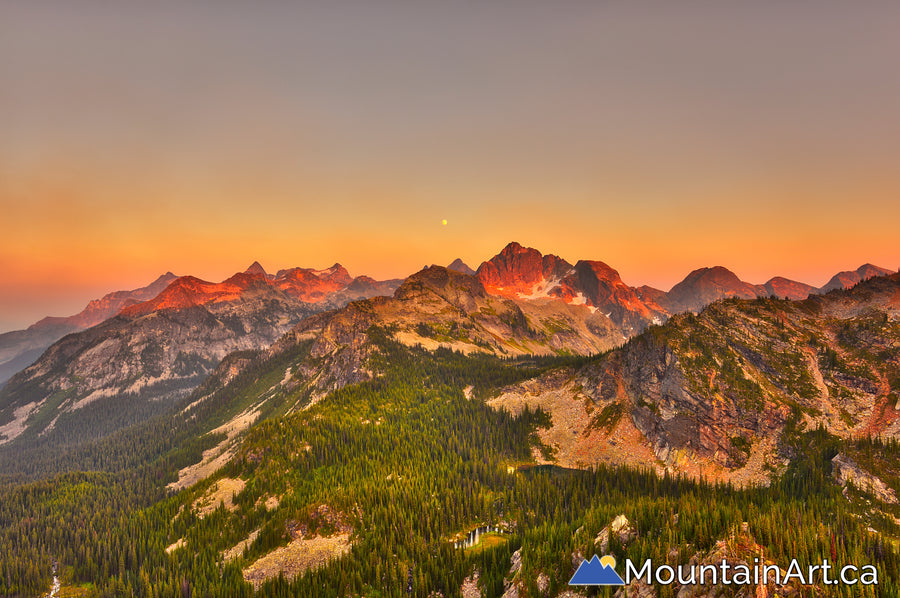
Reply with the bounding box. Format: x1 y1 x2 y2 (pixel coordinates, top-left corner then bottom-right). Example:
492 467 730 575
0 243 898 597
0 263 401 446
0 243 894 452
182 252 899 484
491 270 900 483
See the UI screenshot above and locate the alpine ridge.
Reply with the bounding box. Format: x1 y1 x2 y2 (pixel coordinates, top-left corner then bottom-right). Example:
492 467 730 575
253 265 624 404
1 246 898 598
1 243 895 458
475 242 895 319
490 272 900 484
819 263 895 293
475 243 665 334
0 264 401 447
0 272 178 386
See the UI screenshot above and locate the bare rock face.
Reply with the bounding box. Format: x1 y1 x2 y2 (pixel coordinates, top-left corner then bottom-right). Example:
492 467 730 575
595 514 637 553
460 570 481 598
614 579 657 598
499 548 522 598
475 243 666 336
832 453 898 503
272 264 352 302
554 261 667 333
535 572 549 595
476 242 572 298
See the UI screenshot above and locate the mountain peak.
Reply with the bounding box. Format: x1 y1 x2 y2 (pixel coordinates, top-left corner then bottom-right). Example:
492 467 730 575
856 263 893 278
245 261 268 277
447 258 476 276
314 263 347 279
819 264 894 294
499 241 528 255
476 242 572 298
762 276 814 300
683 265 742 284
395 265 487 307
573 259 621 282
666 266 759 313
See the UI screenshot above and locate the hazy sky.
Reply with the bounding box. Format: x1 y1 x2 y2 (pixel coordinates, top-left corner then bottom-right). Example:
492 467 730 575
2 2 899 331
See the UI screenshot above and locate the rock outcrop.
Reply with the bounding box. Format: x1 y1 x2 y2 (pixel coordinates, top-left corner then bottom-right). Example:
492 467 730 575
595 514 637 553
832 453 898 503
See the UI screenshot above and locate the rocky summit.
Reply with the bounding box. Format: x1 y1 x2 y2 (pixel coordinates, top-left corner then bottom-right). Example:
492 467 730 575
662 266 762 314
250 265 625 404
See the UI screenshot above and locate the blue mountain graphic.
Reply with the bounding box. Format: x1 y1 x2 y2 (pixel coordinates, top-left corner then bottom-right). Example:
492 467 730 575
568 555 626 586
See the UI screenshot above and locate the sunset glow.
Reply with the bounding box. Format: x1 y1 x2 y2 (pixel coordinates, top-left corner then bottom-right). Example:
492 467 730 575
2 2 899 331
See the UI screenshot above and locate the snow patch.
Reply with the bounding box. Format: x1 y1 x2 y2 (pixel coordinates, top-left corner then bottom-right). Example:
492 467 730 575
312 266 340 278
567 293 597 313
519 277 562 300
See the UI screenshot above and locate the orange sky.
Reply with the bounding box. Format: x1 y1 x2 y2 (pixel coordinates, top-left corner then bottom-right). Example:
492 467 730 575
2 3 899 331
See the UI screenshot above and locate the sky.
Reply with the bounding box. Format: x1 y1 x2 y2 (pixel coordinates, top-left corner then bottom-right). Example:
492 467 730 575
2 2 900 332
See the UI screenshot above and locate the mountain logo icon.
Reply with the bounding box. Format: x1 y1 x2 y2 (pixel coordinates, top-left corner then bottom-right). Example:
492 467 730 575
569 555 626 586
